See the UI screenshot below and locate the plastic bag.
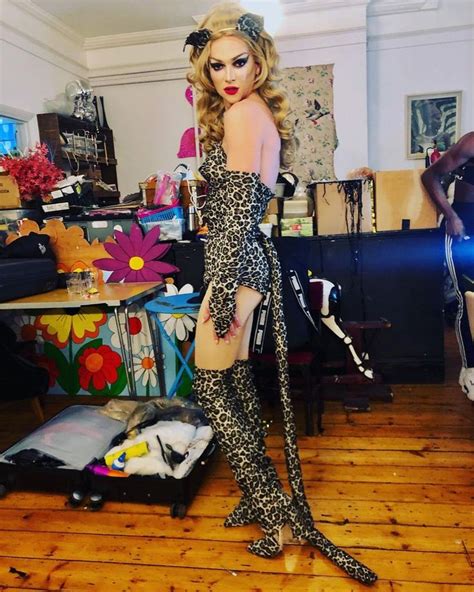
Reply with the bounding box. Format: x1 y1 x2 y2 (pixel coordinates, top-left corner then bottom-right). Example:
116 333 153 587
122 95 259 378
154 171 182 207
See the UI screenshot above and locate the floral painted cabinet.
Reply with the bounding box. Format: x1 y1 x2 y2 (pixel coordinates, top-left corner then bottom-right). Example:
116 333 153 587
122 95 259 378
1 290 196 398
2 221 196 397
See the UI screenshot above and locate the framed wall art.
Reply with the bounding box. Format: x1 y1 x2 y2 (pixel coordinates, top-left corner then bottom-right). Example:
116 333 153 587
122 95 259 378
406 91 461 159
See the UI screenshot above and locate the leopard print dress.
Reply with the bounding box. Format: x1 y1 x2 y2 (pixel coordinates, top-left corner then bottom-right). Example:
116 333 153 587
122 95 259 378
199 144 272 335
199 142 314 517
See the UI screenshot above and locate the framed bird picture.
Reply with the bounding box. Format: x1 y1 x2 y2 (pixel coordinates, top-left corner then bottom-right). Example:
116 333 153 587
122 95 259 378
282 64 337 183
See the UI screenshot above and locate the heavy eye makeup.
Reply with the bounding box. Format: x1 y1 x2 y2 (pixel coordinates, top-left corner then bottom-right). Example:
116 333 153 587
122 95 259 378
209 55 249 71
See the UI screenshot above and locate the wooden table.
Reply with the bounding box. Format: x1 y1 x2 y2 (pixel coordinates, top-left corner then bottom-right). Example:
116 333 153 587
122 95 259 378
0 282 163 397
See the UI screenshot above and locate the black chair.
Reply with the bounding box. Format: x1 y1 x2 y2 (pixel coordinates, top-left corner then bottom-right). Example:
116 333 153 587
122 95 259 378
252 279 324 436
0 322 47 423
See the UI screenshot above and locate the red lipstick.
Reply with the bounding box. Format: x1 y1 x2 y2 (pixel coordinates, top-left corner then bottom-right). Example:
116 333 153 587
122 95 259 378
224 87 238 95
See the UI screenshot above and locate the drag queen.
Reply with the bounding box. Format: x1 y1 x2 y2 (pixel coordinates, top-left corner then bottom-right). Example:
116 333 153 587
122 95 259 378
186 3 377 585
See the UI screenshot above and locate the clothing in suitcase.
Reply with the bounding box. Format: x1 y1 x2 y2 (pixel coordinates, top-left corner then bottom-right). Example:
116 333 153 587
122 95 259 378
86 399 215 516
0 406 125 499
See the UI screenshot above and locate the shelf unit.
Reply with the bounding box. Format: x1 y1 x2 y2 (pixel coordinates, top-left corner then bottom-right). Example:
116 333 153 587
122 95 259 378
37 113 120 201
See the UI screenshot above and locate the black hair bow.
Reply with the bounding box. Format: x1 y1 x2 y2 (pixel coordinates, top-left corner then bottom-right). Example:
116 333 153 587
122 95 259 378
183 28 212 52
236 13 264 41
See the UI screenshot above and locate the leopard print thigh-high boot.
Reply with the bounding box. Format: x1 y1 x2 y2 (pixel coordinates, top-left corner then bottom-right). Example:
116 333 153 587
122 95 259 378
194 367 377 586
224 359 279 527
193 366 285 529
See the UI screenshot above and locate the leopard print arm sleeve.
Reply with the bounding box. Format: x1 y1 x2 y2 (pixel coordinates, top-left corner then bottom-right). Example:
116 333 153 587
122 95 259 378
206 170 270 338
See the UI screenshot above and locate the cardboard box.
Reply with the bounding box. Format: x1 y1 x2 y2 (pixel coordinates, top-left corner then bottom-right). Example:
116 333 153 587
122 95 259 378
281 217 313 237
283 198 309 218
466 292 474 341
375 169 438 231
0 174 21 209
310 179 374 235
265 197 283 216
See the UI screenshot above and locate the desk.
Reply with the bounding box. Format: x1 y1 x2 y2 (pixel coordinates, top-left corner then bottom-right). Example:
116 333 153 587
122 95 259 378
0 282 163 397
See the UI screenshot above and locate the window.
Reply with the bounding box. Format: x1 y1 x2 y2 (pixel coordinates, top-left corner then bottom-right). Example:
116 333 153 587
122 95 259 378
0 116 23 155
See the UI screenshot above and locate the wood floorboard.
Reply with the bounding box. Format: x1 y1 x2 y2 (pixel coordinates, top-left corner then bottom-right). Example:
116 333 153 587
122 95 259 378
0 326 473 590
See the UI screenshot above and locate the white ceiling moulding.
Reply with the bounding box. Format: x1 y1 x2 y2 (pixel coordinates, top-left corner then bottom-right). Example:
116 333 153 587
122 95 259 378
284 0 370 13
2 0 87 73
368 0 439 16
86 4 369 52
277 26 366 49
8 0 83 45
1 21 88 77
368 23 474 49
84 26 191 51
89 60 189 87
191 0 370 25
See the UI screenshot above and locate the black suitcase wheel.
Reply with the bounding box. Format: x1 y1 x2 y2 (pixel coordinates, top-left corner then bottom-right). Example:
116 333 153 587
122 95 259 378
0 484 7 499
86 492 104 511
170 502 186 519
67 490 86 508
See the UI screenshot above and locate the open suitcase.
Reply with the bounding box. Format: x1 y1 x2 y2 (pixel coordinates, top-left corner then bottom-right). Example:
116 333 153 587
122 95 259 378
0 403 216 517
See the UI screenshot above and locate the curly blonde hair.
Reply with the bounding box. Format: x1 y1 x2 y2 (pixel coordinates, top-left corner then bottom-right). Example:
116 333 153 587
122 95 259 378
186 2 294 167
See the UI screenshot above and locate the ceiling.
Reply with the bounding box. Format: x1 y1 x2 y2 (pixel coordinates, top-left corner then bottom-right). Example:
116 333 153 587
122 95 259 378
30 0 305 38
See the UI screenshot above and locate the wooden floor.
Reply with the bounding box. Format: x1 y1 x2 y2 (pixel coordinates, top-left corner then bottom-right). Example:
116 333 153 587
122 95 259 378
0 327 473 591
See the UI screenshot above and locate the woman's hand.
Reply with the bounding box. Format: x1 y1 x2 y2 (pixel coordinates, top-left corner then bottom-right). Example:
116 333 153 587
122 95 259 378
446 213 466 241
201 303 242 344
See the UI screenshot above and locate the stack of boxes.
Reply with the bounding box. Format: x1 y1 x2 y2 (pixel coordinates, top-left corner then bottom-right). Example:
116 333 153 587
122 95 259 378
265 169 438 238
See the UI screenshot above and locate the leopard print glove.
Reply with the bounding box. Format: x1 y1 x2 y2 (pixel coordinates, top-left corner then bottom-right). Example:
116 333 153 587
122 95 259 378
209 275 238 338
206 170 268 338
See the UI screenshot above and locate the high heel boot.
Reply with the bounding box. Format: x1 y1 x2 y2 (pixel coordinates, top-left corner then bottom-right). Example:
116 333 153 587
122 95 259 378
194 368 377 586
248 493 378 587
224 359 277 528
193 366 285 519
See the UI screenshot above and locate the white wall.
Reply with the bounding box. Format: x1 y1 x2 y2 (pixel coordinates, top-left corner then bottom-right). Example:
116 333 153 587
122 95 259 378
95 79 194 197
367 0 474 171
0 0 87 143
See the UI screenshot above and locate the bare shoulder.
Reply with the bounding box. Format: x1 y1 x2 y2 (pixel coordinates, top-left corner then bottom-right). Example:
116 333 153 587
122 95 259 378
455 132 474 156
224 100 266 149
444 131 474 165
424 131 474 177
224 99 266 130
225 98 278 143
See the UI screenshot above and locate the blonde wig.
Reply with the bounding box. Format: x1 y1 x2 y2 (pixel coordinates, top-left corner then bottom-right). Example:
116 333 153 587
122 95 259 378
186 2 294 167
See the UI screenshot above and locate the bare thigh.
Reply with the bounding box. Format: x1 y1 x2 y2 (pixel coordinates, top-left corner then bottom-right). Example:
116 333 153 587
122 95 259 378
195 284 263 370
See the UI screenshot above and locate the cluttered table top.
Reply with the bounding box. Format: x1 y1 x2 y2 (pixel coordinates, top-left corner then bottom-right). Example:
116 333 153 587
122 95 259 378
0 282 162 310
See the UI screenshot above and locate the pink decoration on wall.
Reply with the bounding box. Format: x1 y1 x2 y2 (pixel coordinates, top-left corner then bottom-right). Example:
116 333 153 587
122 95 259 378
176 84 201 159
185 85 194 106
177 128 203 158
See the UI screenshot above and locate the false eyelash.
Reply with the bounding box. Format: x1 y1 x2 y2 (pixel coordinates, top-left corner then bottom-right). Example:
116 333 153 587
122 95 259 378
209 57 249 71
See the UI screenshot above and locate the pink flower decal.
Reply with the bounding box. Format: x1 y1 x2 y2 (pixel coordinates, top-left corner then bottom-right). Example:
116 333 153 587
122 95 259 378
93 223 179 283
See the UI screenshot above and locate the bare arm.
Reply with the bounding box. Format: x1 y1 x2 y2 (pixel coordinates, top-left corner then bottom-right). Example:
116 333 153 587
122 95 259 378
421 132 474 239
